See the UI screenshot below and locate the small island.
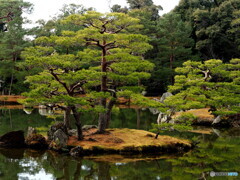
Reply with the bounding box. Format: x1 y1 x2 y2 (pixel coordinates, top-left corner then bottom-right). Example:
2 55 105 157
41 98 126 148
67 128 192 155
0 126 192 157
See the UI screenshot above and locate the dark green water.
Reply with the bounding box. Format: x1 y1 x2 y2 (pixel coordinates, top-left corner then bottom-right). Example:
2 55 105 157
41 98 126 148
0 108 239 180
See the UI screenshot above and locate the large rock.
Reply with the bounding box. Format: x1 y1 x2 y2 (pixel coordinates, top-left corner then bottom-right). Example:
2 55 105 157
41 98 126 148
68 129 77 136
157 112 169 124
0 130 25 148
212 115 222 125
48 122 68 141
49 129 68 151
160 92 173 103
25 134 48 149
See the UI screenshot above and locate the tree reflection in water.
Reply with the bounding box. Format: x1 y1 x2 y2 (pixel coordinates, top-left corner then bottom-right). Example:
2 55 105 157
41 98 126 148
0 109 239 179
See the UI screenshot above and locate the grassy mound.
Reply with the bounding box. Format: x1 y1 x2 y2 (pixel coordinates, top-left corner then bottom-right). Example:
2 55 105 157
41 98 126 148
67 128 192 155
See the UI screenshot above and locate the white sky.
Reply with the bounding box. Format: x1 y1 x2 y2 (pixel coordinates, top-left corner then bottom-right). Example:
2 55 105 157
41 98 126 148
24 0 180 24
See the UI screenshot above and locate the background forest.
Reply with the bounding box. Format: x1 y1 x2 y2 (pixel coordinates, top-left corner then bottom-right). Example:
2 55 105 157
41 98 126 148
0 0 240 96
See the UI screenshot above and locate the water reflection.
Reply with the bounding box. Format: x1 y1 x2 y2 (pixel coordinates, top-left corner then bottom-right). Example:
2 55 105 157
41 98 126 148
0 128 239 179
0 108 158 135
0 108 240 179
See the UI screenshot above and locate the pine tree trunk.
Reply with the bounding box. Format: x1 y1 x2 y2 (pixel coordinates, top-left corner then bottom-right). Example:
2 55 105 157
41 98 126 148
64 107 71 129
98 42 108 133
98 112 107 133
71 106 83 140
9 55 17 95
170 54 174 85
8 73 13 95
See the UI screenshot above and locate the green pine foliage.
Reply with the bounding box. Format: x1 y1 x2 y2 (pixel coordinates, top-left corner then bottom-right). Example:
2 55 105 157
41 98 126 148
0 0 33 94
21 11 157 133
174 0 240 61
165 59 240 116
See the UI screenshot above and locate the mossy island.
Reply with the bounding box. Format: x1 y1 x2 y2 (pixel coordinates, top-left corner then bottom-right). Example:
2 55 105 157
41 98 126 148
0 126 192 157
67 128 192 156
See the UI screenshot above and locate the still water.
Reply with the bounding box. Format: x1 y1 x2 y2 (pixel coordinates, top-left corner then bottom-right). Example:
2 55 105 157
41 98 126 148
0 108 239 180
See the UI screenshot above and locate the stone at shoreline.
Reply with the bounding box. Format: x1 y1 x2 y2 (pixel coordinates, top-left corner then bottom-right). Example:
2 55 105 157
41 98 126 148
212 115 222 125
27 127 37 137
68 129 77 136
25 134 48 149
70 146 84 157
49 129 68 151
0 130 25 148
48 122 68 141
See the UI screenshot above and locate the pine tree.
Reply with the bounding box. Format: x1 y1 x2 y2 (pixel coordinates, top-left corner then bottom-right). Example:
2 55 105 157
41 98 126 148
62 11 154 133
22 11 155 136
0 0 32 95
165 59 240 116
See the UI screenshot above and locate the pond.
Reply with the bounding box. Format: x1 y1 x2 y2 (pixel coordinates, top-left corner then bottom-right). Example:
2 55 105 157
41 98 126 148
0 108 239 179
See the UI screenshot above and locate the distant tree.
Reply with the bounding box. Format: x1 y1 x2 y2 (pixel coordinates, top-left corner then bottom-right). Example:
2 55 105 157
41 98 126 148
165 59 240 116
126 0 164 95
127 0 162 17
174 0 240 61
157 12 194 83
0 0 32 95
144 12 194 95
111 4 128 13
229 10 240 50
31 4 89 38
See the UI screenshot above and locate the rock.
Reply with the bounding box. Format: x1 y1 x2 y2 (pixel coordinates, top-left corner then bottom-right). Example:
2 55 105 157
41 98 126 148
49 129 68 151
68 129 77 136
27 127 37 137
212 115 222 125
160 92 173 103
23 108 33 115
149 108 160 115
0 130 25 148
38 107 54 116
48 122 68 141
25 134 48 149
157 112 169 124
212 128 221 137
70 146 84 157
82 125 98 130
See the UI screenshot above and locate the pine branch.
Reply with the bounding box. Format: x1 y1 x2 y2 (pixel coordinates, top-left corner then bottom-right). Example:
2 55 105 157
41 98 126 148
49 69 71 95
